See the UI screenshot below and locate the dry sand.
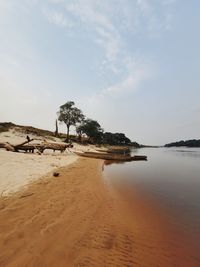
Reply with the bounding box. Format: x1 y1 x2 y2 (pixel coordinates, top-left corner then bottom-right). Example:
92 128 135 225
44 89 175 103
0 129 98 196
0 158 199 267
0 150 77 196
0 128 61 145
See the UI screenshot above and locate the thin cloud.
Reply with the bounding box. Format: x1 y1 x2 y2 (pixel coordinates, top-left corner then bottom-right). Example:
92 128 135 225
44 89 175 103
64 0 122 72
47 0 176 71
104 68 150 95
101 58 153 97
44 9 73 28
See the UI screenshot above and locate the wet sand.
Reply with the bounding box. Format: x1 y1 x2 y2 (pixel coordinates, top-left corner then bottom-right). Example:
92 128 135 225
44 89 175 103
0 158 198 267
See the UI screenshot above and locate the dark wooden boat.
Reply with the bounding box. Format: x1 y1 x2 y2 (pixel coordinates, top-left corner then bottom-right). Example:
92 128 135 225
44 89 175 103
97 148 130 155
75 152 147 161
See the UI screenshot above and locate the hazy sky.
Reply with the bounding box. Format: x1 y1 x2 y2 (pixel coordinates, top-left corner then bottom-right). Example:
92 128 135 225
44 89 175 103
0 0 199 145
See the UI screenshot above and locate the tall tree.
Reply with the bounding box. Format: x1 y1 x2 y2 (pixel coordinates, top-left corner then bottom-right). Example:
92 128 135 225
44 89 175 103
58 101 84 142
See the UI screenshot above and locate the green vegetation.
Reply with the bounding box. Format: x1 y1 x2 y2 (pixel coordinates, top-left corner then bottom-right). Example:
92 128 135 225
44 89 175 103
58 101 85 142
0 122 14 133
102 132 131 146
0 101 141 148
76 119 103 143
165 139 200 148
58 101 140 147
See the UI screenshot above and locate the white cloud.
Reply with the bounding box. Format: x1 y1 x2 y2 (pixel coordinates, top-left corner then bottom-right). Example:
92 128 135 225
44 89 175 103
46 0 176 71
101 56 153 96
95 26 121 66
44 9 73 28
104 68 149 95
64 0 122 71
80 58 153 110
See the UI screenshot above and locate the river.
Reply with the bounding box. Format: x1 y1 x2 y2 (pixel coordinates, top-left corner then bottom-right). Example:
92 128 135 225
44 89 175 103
104 147 200 264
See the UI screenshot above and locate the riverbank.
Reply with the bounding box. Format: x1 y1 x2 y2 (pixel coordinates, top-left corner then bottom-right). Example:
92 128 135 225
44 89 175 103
0 157 198 266
0 127 99 196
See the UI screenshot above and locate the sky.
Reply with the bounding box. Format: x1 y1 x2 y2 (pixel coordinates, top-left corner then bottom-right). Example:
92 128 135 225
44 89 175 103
0 0 200 145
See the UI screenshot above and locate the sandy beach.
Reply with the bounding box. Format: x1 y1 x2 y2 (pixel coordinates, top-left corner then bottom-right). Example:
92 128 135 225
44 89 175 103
0 157 198 267
0 128 98 196
0 150 77 196
1 1 200 265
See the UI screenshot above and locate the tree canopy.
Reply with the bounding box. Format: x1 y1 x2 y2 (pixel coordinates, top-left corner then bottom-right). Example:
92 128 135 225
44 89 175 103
58 101 84 141
102 132 131 146
57 101 139 146
77 119 103 143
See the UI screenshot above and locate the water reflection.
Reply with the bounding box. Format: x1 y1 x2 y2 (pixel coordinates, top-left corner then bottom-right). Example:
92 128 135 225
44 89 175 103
104 147 200 251
166 148 200 159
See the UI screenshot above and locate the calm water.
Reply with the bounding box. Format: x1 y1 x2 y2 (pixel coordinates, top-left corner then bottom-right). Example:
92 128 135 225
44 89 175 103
104 147 200 249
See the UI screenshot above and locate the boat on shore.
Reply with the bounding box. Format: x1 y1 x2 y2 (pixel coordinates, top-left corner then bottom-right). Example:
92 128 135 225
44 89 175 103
97 148 131 155
75 151 147 161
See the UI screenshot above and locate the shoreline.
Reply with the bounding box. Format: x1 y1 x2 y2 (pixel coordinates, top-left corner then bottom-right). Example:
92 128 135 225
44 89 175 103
0 158 198 266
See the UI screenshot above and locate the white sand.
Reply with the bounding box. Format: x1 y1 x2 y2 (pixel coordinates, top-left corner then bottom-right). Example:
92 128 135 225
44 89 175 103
0 128 104 196
0 150 78 196
0 128 61 145
0 129 79 196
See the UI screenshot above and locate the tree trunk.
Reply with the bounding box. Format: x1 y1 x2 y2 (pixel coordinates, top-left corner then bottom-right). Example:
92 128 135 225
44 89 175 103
66 125 70 142
55 119 58 137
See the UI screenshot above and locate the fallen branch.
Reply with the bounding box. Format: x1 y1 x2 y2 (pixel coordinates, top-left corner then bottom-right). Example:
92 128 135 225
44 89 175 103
14 138 34 148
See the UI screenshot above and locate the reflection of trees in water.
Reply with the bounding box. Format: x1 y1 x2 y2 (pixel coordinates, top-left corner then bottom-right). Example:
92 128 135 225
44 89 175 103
169 149 200 159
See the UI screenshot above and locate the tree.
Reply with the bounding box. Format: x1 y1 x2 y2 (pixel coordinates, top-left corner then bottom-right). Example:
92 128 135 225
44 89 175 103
102 132 131 145
58 101 84 142
77 119 103 143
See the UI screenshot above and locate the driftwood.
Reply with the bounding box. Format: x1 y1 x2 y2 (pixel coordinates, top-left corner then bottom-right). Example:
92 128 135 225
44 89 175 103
15 143 72 153
15 138 34 148
0 136 34 152
0 136 73 154
0 142 15 152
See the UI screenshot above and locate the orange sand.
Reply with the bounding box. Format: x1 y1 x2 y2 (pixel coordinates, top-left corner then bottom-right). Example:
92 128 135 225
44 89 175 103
0 158 199 267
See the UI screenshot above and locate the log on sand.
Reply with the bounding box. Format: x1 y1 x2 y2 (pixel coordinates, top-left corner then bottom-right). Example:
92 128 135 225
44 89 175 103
0 142 15 152
15 143 72 153
0 136 34 152
0 136 73 154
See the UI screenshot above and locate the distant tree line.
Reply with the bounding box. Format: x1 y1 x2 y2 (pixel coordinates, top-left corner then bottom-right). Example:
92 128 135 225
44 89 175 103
57 101 140 147
165 139 200 148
